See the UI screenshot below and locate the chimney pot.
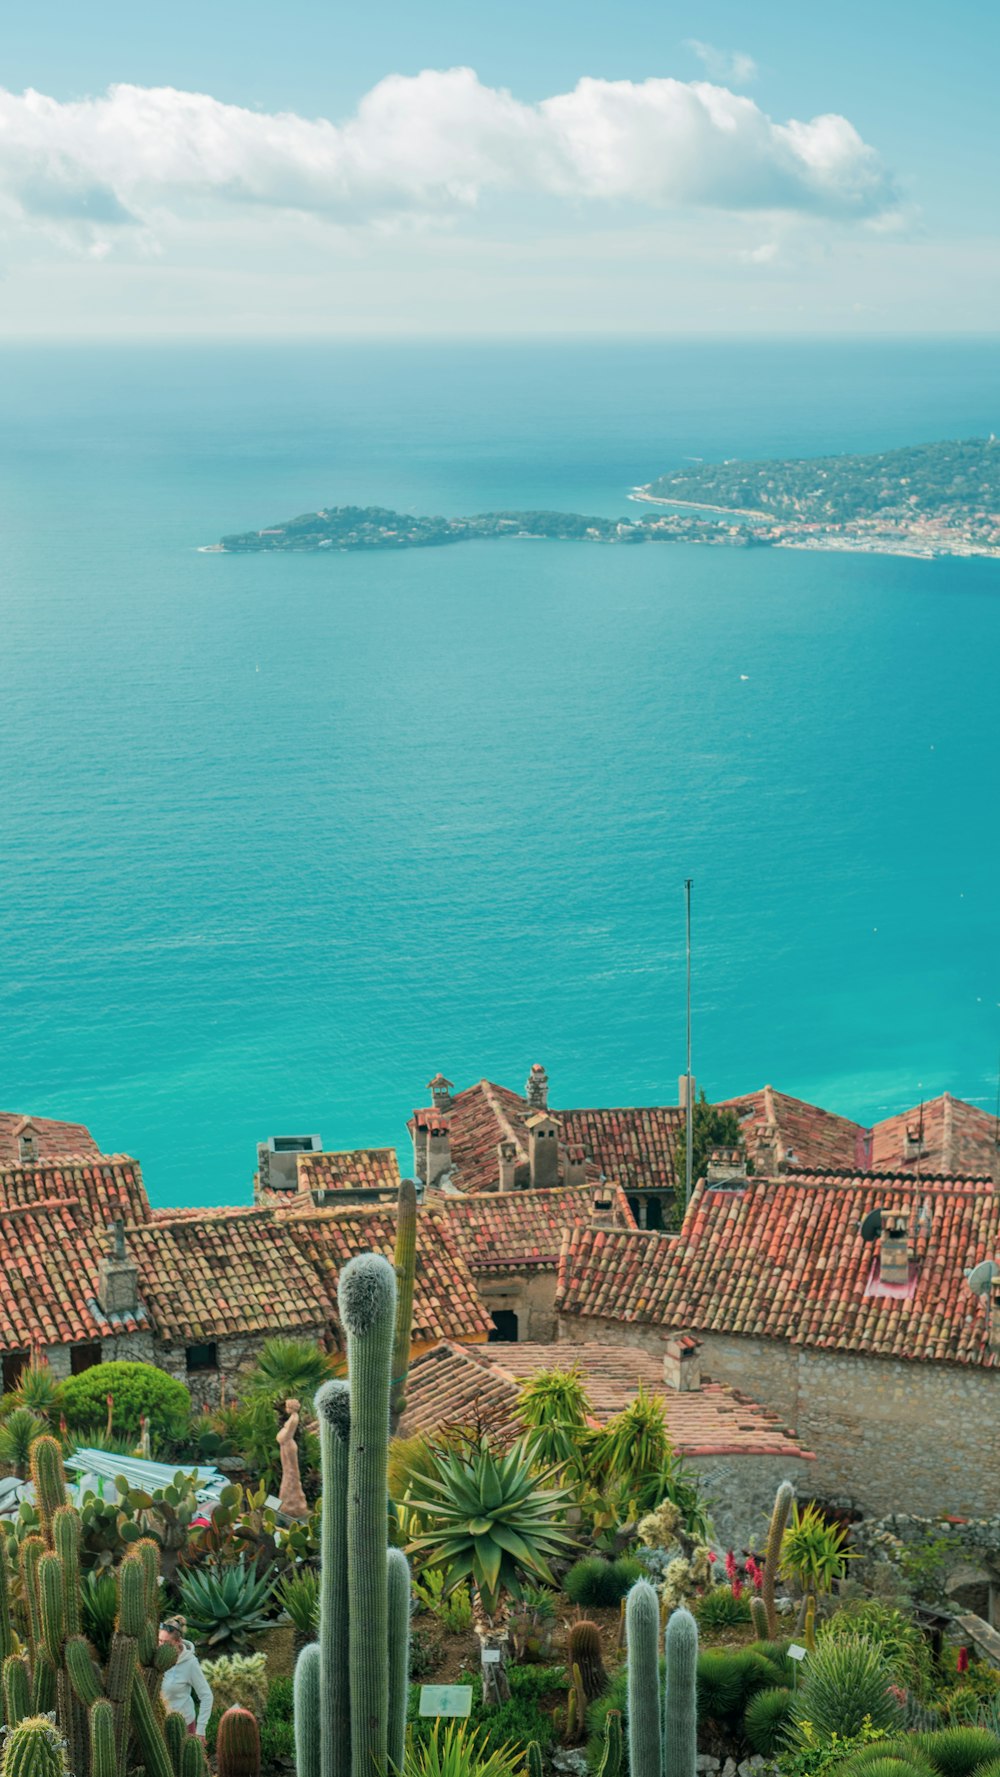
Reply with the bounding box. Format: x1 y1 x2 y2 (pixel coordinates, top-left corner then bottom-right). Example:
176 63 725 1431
16 1123 39 1166
706 1146 747 1187
525 1110 561 1188
565 1143 587 1188
428 1074 454 1111
678 1075 697 1112
663 1333 701 1392
526 1064 549 1110
590 1188 615 1225
879 1209 911 1285
497 1140 518 1193
96 1222 141 1319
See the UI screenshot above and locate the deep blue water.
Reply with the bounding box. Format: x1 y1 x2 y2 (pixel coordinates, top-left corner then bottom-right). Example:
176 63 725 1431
1 338 998 1206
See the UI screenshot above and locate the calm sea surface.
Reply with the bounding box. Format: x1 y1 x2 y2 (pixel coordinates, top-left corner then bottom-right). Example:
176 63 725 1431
1 339 998 1206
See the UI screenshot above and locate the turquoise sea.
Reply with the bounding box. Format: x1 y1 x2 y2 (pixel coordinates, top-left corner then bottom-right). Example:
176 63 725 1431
1 338 998 1206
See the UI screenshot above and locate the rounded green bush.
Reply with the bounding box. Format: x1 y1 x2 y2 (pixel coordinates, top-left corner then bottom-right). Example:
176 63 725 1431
839 1759 936 1777
697 1587 752 1629
744 1686 795 1757
59 1362 191 1438
564 1557 642 1609
917 1728 1000 1777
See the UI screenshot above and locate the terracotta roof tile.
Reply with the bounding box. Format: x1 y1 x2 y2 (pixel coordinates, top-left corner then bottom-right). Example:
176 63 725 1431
0 1113 101 1167
871 1095 1000 1183
294 1148 401 1200
558 1107 682 1192
127 1210 333 1344
556 1173 1000 1368
718 1087 869 1173
0 1200 147 1349
0 1156 151 1225
439 1183 634 1273
400 1340 812 1459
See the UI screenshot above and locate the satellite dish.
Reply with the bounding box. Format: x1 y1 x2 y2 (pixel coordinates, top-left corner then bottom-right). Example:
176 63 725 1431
859 1208 883 1242
966 1260 1000 1296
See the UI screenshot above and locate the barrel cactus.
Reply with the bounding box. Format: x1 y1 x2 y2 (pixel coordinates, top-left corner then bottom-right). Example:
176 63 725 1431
216 1706 261 1777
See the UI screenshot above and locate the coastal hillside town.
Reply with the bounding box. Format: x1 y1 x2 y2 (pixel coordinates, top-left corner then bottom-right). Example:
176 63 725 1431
1 1067 997 1527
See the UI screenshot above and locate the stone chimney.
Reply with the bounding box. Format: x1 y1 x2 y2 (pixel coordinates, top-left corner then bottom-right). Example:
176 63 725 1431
410 1113 428 1184
879 1209 911 1285
677 1075 697 1111
16 1120 39 1166
497 1139 518 1193
564 1143 587 1188
525 1110 561 1188
525 1064 549 1111
424 1113 452 1191
590 1186 616 1225
428 1074 454 1112
903 1122 925 1163
755 1122 781 1177
706 1146 746 1187
663 1332 701 1393
96 1219 141 1319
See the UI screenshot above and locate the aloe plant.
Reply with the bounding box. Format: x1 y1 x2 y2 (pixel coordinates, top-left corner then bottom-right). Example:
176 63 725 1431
405 1435 575 1619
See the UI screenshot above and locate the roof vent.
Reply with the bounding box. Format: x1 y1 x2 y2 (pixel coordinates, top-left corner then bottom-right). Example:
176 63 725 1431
16 1121 39 1167
879 1209 911 1286
258 1134 323 1196
706 1146 747 1188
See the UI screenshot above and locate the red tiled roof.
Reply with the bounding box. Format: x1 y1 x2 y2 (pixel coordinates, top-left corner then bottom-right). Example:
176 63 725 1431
439 1182 634 1274
556 1173 1000 1367
0 1156 152 1225
400 1340 812 1459
127 1210 334 1343
718 1087 869 1173
558 1106 682 1192
432 1079 535 1193
294 1148 401 1199
871 1095 1000 1183
0 1113 101 1167
0 1200 147 1349
283 1203 491 1345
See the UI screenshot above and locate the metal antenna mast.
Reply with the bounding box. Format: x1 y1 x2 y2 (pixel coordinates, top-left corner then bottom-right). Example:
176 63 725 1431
685 878 694 1208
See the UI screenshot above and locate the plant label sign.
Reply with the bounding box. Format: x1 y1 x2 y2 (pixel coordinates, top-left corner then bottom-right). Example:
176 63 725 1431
788 1645 807 1660
419 1686 473 1719
481 1650 501 1664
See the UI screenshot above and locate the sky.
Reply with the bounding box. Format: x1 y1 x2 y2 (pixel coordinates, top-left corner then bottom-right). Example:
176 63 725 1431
1 0 997 337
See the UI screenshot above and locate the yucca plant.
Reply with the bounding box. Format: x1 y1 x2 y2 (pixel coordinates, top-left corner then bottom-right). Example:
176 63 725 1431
178 1557 277 1649
400 1720 525 1777
781 1501 854 1596
0 1406 47 1476
277 1568 320 1636
405 1433 575 1619
13 1359 61 1420
517 1368 594 1474
790 1633 901 1742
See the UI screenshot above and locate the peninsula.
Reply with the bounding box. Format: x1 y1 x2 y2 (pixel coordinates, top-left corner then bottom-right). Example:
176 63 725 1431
212 439 1000 561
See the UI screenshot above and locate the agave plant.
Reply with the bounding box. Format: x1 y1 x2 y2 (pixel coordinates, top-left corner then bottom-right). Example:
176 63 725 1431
178 1556 277 1650
790 1633 902 1743
405 1433 575 1619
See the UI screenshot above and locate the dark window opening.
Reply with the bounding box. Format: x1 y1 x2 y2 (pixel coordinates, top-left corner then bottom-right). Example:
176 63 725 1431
186 1342 219 1372
71 1345 102 1376
627 1195 641 1223
273 1138 315 1153
1 1352 28 1393
645 1197 665 1231
488 1311 519 1344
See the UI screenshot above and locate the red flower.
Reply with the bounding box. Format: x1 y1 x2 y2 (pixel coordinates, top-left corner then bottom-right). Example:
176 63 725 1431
725 1550 738 1582
731 1578 744 1601
707 1550 717 1564
957 1647 969 1675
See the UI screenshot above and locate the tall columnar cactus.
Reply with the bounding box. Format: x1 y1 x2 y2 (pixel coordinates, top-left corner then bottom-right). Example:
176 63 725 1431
14 1437 186 1777
762 1481 794 1640
390 1179 418 1433
662 1609 697 1777
598 1711 623 1777
749 1596 768 1641
625 1585 700 1777
295 1255 411 1777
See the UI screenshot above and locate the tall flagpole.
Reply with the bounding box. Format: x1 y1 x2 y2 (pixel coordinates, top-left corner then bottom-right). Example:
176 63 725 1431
685 878 693 1208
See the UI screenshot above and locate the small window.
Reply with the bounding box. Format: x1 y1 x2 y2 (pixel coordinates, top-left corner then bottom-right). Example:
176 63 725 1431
1 1352 28 1394
488 1311 519 1344
71 1345 102 1376
186 1343 218 1373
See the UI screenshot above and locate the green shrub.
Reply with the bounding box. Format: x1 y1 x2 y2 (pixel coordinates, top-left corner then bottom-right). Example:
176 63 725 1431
698 1649 775 1728
916 1727 1000 1777
972 1763 1000 1777
822 1603 933 1696
564 1557 641 1608
745 1686 795 1756
407 1667 565 1761
697 1586 752 1628
790 1634 902 1743
59 1362 191 1438
838 1760 934 1777
276 1570 319 1636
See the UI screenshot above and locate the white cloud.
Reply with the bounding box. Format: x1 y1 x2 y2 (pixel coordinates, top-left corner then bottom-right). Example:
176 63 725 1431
0 68 897 256
686 41 759 87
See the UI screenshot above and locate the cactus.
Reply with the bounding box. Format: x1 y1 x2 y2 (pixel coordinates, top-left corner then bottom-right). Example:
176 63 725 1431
294 1255 411 1777
527 1743 545 1777
390 1179 418 1432
625 1585 699 1777
761 1481 794 1639
568 1620 607 1702
89 1701 117 1777
804 1594 816 1653
1 1718 68 1777
294 1642 321 1777
180 1736 207 1777
598 1711 623 1777
4 1655 31 1727
749 1597 768 1641
663 1609 697 1777
216 1706 261 1777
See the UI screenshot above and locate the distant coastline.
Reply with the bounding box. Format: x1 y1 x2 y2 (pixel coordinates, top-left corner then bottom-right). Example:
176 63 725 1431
213 438 1000 563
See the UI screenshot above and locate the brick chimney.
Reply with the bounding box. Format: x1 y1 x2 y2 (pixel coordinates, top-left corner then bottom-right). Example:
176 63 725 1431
706 1146 746 1187
879 1209 911 1285
525 1064 549 1110
16 1120 39 1166
96 1219 141 1319
677 1075 697 1111
564 1143 587 1188
424 1113 452 1190
497 1140 518 1193
663 1332 701 1393
590 1186 616 1225
428 1074 454 1111
525 1110 561 1188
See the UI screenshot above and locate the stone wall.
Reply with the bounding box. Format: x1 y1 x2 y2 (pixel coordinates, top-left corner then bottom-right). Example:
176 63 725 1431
685 1451 814 1554
472 1270 559 1343
556 1313 1000 1519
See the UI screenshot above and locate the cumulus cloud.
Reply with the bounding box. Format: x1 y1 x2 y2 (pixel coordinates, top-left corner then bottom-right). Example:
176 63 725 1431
0 68 897 253
686 42 758 87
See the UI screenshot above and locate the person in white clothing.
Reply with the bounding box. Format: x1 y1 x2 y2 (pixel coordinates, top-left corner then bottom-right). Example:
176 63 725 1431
159 1616 214 1739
